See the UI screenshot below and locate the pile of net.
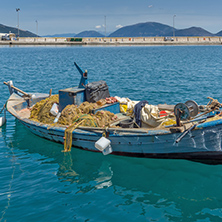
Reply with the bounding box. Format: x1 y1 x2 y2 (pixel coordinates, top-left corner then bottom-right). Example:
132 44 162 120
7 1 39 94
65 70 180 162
30 95 59 124
29 95 118 127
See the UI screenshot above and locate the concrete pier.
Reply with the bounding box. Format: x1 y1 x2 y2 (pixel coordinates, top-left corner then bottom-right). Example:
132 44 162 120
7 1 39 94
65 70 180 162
0 36 222 46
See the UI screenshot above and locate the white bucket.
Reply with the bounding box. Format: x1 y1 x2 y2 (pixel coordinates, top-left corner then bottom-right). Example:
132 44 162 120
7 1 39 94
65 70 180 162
50 103 59 116
95 137 111 151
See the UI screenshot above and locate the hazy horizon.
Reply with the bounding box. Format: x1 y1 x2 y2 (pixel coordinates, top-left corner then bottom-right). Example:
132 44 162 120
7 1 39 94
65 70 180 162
1 0 222 36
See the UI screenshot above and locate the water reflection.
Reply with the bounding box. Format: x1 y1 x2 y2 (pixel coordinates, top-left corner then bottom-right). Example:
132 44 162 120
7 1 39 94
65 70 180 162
2 119 222 221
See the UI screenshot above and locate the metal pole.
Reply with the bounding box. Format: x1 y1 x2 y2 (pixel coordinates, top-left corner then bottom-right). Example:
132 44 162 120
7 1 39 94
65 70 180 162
104 15 106 37
173 14 176 38
16 8 20 37
36 20 38 36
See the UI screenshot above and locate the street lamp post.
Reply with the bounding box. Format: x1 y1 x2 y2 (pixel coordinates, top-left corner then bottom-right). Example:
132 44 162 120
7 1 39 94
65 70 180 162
36 20 38 37
104 15 106 37
173 15 176 38
16 8 20 38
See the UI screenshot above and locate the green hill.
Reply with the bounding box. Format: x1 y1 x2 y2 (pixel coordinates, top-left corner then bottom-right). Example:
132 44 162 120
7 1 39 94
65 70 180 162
109 22 175 37
75 30 104 37
109 22 217 37
44 33 76 37
1 22 221 38
216 30 222 36
0 24 38 37
172 27 214 37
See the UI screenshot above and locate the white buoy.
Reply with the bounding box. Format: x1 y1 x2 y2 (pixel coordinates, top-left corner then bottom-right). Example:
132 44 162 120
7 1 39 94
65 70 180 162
0 108 6 127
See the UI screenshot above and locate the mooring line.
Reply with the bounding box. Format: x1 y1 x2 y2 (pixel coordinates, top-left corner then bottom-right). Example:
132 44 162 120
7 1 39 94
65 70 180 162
0 139 16 222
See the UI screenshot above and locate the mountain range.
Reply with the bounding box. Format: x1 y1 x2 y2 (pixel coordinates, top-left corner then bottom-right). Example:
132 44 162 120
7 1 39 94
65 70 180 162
109 22 218 37
0 23 38 37
1 22 222 38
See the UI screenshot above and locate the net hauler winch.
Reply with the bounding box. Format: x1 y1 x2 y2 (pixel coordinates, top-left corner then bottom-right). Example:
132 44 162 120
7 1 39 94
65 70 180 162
174 100 199 126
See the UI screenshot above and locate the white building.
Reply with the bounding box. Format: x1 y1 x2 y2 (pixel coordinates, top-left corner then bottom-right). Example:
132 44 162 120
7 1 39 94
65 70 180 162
0 32 16 40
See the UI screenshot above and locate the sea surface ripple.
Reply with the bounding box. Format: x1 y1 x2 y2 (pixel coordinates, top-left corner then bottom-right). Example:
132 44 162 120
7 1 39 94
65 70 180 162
1 45 222 221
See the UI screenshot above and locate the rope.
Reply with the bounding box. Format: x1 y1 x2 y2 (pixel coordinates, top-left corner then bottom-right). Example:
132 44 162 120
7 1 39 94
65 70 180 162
0 103 7 115
0 138 24 222
207 97 222 110
63 119 85 152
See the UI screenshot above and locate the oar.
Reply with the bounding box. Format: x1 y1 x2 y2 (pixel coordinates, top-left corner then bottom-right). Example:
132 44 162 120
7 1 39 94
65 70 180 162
165 112 217 128
175 124 197 143
175 120 205 143
3 81 31 97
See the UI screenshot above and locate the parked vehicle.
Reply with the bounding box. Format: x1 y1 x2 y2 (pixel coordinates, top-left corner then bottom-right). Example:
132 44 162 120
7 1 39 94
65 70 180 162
164 37 174 41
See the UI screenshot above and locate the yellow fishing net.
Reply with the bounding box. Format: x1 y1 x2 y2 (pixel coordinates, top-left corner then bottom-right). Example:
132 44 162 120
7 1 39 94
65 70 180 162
57 103 116 127
29 95 59 123
63 119 85 152
30 96 117 127
29 95 118 152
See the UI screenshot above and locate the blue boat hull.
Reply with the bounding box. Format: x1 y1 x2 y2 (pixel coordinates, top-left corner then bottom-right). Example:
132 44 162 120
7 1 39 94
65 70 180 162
6 92 222 162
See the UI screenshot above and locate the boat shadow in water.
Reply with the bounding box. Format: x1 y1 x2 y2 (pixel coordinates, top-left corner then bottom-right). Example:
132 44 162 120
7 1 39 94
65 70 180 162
2 119 222 220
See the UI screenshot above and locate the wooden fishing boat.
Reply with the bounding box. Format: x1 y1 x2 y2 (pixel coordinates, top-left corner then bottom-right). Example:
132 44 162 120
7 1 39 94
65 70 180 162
4 62 222 163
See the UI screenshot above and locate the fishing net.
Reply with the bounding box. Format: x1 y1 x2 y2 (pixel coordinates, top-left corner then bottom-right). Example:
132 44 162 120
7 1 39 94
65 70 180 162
29 95 117 128
29 95 119 152
29 95 59 124
63 119 85 152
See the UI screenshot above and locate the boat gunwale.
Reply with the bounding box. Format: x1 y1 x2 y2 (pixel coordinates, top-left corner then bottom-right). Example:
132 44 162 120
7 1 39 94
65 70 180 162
6 92 222 136
6 92 172 135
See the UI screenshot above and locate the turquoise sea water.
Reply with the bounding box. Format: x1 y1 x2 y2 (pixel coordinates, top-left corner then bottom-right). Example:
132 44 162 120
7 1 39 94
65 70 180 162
1 45 222 221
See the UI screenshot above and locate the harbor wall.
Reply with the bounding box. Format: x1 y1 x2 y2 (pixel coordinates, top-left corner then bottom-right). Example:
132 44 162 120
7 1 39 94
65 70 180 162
0 36 222 45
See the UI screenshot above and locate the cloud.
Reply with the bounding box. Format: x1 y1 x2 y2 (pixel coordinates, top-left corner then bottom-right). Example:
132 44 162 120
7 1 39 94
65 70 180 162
148 5 153 8
95 25 101 29
116 24 123 29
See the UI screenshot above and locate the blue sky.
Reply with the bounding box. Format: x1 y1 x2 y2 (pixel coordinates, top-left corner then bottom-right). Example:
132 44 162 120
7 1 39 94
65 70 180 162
1 0 222 35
